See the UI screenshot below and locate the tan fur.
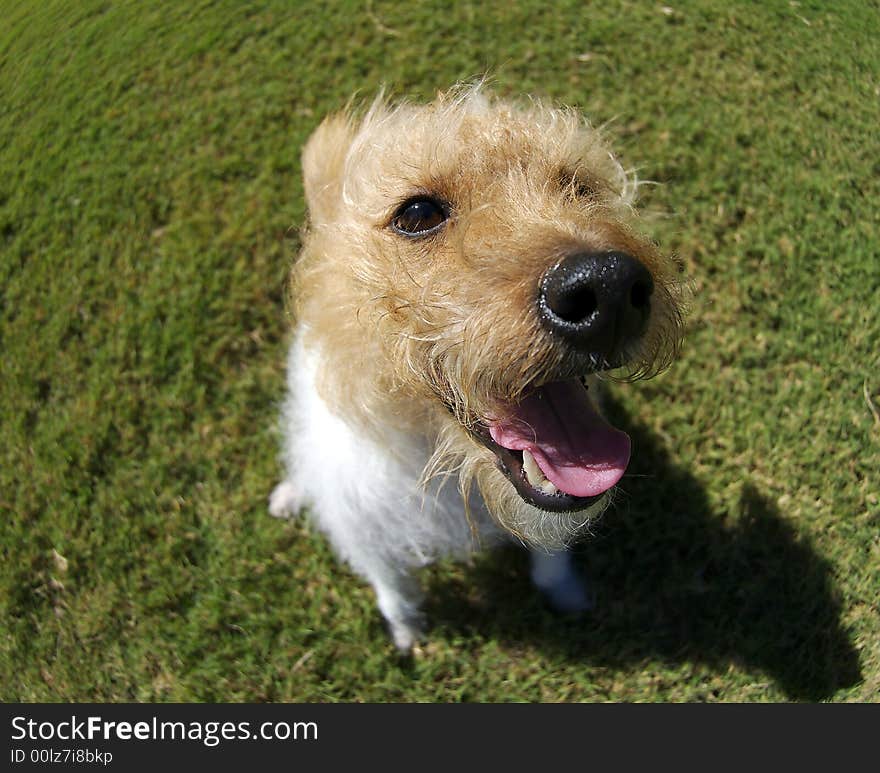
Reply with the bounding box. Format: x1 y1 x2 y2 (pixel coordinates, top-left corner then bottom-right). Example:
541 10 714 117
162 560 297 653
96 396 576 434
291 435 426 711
289 84 683 546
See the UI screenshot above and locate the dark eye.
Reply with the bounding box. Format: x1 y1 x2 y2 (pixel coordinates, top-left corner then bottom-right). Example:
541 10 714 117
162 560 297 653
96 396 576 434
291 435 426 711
571 178 598 199
391 198 448 236
559 170 598 201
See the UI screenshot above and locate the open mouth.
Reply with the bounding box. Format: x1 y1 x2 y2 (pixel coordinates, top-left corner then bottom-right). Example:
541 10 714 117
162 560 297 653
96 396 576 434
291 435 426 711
474 379 631 513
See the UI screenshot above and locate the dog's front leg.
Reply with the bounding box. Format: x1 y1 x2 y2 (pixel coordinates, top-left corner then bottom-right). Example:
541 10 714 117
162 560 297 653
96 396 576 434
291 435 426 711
529 549 594 614
360 561 425 652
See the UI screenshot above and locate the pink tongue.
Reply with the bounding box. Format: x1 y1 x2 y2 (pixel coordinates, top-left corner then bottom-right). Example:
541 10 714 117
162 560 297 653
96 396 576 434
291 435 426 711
488 380 630 498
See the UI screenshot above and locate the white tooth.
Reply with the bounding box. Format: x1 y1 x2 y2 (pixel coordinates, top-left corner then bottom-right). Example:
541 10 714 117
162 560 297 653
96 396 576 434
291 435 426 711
522 449 544 488
539 479 560 495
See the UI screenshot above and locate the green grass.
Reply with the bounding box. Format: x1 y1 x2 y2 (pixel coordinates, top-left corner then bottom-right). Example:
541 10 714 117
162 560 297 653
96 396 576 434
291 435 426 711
1 0 878 702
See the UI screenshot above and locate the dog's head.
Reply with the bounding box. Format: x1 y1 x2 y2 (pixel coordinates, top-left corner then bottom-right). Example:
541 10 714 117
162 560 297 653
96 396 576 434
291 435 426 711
294 85 683 546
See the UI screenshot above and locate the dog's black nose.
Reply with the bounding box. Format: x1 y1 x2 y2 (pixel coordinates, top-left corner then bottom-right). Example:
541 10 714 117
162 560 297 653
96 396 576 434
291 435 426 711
538 250 654 359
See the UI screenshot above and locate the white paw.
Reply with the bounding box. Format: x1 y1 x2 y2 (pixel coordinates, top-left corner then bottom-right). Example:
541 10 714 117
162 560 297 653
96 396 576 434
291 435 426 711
374 579 425 652
530 551 594 614
268 481 302 519
389 617 424 653
540 573 594 614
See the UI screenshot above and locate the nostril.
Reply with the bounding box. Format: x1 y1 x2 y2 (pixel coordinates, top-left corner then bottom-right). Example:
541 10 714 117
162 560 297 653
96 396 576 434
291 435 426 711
548 285 597 324
630 279 652 311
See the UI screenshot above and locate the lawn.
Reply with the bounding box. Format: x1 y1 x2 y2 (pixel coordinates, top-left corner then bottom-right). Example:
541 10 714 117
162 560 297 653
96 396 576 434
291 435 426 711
1 0 877 701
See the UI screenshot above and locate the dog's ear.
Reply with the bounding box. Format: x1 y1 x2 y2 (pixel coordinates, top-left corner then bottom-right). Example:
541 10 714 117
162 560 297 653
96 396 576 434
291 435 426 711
301 113 355 226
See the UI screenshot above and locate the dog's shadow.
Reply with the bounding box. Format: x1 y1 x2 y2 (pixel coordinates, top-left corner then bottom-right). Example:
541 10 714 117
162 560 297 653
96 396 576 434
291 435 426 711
423 395 862 700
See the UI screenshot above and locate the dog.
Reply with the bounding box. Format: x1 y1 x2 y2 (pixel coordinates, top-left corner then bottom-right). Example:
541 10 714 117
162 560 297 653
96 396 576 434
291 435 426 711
269 85 683 650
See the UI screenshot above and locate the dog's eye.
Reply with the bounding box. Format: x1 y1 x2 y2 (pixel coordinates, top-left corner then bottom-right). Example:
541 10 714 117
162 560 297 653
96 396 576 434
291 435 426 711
559 171 599 201
391 198 448 236
571 179 598 199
